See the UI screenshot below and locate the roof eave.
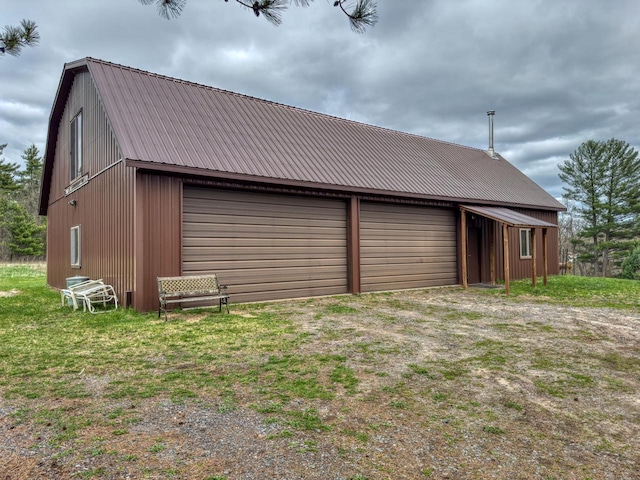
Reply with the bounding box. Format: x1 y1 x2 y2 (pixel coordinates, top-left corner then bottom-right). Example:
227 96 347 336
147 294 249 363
125 159 566 212
460 205 559 228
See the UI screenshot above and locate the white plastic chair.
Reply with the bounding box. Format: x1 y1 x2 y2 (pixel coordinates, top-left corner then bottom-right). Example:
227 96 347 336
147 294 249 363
61 279 118 313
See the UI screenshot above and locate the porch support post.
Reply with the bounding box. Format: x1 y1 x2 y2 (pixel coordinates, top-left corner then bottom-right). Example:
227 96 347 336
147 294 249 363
460 208 468 289
503 223 510 295
543 228 549 286
531 228 537 287
489 222 496 285
347 196 361 294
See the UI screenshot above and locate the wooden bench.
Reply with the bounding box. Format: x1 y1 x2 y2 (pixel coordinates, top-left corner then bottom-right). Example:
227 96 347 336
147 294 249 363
157 274 230 321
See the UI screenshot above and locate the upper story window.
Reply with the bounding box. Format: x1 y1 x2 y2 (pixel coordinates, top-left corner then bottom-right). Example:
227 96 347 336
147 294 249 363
70 111 82 181
520 228 532 259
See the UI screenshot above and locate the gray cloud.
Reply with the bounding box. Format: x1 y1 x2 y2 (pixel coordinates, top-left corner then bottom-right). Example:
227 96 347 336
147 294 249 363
2 0 639 199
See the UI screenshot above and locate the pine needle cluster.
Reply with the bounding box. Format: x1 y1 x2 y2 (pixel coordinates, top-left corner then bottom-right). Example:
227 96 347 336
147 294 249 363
0 19 39 56
140 0 378 32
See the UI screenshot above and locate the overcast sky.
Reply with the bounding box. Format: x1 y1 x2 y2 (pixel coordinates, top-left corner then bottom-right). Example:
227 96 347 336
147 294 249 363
2 0 640 201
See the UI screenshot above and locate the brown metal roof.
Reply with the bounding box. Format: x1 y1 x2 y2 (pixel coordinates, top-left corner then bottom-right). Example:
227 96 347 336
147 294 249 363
461 205 558 228
41 57 566 214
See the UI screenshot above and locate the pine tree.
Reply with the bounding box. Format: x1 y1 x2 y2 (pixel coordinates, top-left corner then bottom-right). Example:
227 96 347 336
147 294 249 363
559 139 640 276
140 0 378 32
0 144 19 193
0 144 47 260
6 201 46 258
621 245 640 280
598 139 640 273
0 197 9 259
17 144 43 217
559 140 607 275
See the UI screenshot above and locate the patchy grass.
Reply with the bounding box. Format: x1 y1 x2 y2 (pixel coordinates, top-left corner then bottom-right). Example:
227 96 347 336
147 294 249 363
1 267 639 479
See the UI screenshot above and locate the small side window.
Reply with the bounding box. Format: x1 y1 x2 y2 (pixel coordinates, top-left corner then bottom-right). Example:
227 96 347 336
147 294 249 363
71 225 81 268
519 228 531 259
70 111 82 181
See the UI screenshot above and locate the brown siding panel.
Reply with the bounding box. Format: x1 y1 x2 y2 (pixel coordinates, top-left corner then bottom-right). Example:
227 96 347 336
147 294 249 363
509 209 559 280
492 209 559 281
182 187 348 303
360 202 458 292
46 71 135 306
135 173 182 311
48 71 121 199
46 162 135 306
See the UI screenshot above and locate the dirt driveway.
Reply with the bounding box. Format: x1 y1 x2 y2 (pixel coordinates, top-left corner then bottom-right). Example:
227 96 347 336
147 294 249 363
2 287 639 480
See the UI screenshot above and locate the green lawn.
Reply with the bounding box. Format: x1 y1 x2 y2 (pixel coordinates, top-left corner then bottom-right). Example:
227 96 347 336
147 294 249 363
0 265 638 479
0 264 324 405
482 274 640 310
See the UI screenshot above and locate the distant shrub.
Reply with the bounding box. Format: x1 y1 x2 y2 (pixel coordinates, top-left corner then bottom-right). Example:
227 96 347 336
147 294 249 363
621 246 640 280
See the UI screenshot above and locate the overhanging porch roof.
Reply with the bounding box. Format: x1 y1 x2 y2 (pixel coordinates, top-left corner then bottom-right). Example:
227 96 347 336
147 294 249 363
461 205 557 228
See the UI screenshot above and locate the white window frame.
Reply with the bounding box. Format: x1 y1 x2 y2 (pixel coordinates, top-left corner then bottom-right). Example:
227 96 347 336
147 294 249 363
71 225 81 268
70 111 83 181
519 228 532 259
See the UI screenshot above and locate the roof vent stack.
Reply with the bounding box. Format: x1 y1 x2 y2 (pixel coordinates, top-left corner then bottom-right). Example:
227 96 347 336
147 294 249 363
487 110 498 159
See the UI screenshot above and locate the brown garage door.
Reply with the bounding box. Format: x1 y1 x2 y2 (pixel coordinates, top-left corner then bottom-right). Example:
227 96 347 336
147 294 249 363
183 187 348 303
360 202 457 292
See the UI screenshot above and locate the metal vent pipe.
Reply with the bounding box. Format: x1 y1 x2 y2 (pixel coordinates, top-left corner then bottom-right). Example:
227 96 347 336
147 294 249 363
487 110 497 159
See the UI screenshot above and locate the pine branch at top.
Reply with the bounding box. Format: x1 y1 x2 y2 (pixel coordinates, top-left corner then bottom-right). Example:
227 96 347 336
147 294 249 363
139 0 378 32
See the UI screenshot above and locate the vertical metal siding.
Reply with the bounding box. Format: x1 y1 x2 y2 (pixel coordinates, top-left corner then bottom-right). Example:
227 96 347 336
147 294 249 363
493 209 559 281
347 197 361 293
134 173 182 311
360 202 458 292
46 71 135 306
182 187 348 303
511 209 559 279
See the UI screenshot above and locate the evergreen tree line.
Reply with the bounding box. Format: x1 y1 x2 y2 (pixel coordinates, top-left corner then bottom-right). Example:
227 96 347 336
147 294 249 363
0 143 46 260
559 138 640 280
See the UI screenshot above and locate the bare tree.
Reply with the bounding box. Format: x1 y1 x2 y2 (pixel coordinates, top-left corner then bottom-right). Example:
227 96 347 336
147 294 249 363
139 0 378 33
0 20 39 57
558 198 587 275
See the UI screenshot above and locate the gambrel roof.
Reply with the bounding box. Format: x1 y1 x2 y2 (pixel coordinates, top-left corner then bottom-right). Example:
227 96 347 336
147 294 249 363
41 57 565 214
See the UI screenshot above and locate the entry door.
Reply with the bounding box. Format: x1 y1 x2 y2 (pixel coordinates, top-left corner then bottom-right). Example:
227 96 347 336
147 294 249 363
467 226 482 284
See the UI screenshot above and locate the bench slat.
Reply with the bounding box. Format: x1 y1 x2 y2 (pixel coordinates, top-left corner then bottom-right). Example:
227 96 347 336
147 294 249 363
162 290 223 298
163 295 228 304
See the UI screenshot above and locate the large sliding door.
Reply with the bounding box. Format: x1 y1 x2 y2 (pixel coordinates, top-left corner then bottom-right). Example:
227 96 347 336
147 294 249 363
360 202 457 292
183 187 348 303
